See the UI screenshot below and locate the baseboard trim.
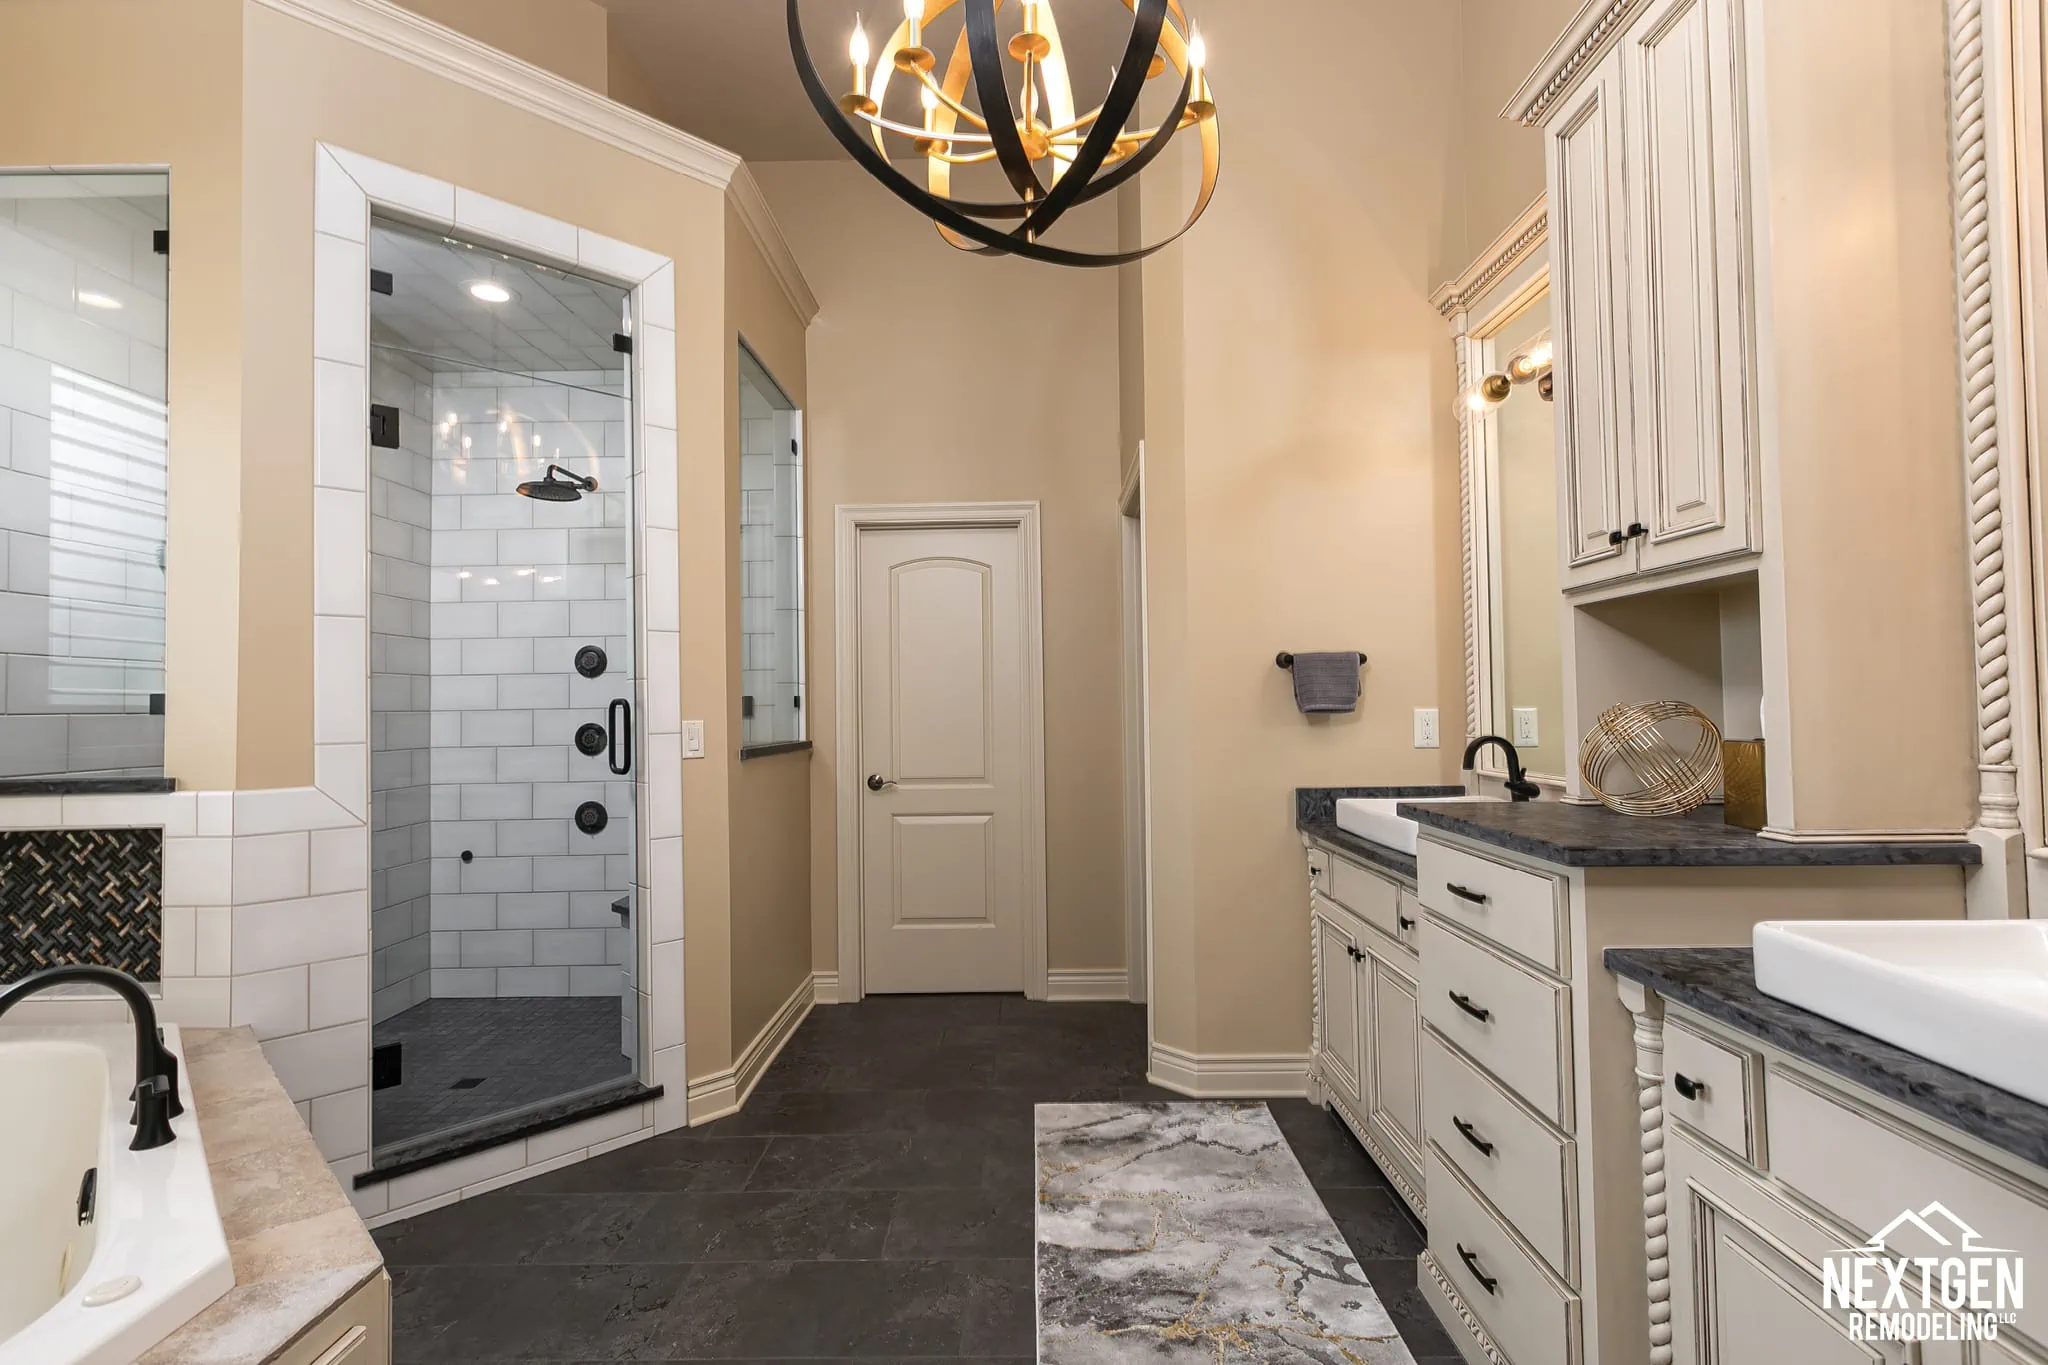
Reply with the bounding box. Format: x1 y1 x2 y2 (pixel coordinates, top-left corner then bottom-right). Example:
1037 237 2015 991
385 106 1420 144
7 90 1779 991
1146 1042 1310 1099
811 970 840 1005
1046 968 1130 1002
686 972 815 1125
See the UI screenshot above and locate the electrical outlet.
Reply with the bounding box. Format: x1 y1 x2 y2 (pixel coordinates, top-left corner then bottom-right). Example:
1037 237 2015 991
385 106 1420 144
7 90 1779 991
1413 708 1440 749
1513 707 1540 746
682 720 706 759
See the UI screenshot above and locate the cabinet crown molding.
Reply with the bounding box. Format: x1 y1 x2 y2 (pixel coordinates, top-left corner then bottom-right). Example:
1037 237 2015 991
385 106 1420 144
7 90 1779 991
1500 0 1655 127
1432 198 1548 319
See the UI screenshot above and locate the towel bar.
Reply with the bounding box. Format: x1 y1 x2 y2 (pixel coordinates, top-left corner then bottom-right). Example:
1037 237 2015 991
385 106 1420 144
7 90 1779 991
1276 652 1368 669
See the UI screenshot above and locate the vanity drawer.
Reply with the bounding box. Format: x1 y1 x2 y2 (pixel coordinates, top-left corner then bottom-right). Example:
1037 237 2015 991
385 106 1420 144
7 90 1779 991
1305 845 1329 896
1416 840 1564 973
1424 1030 1577 1280
1765 1066 2048 1346
1665 1017 1758 1163
1427 1150 1581 1365
1422 921 1571 1126
1327 853 1403 942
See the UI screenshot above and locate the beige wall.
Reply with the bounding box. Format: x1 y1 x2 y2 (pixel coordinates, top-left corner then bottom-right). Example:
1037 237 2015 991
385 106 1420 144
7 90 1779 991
1457 0 1582 256
1139 0 1467 1056
0 0 248 791
393 0 609 93
1750 0 1977 833
720 203 814 1060
752 160 1130 983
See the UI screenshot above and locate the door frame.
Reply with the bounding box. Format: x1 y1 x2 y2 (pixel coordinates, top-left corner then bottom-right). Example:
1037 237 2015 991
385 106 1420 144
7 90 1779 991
833 501 1049 1002
1119 456 1150 1005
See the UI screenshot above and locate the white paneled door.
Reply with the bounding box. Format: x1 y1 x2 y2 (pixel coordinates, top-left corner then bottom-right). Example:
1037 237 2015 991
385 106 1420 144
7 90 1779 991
856 525 1029 993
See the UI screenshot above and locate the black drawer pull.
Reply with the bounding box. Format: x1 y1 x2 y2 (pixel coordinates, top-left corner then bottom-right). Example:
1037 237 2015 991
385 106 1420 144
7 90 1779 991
1451 1116 1494 1157
1448 991 1492 1023
1673 1073 1706 1102
1456 1243 1498 1295
1397 914 1417 931
1446 883 1489 905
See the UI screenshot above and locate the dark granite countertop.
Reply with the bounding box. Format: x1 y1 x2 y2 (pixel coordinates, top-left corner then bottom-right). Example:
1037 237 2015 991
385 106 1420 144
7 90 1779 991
0 776 177 796
1397 799 1980 868
1295 787 1467 883
1606 947 2048 1170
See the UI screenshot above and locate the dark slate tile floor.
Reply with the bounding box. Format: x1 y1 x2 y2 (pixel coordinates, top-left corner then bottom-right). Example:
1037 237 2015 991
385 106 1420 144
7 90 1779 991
373 996 632 1149
375 993 1462 1364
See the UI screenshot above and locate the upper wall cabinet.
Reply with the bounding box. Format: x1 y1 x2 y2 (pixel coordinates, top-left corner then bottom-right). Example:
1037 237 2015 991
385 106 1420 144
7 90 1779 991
1539 0 1757 592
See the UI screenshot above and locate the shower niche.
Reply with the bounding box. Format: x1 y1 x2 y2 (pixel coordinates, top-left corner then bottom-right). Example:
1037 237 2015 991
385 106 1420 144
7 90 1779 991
363 218 643 1161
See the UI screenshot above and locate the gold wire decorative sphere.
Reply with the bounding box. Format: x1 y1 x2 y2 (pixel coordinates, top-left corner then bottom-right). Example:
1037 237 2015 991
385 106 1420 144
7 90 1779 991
790 0 1220 267
1579 701 1724 818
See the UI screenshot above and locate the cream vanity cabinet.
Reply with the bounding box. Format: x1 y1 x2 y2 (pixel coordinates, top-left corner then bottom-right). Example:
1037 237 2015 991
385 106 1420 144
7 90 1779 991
1305 836 1428 1219
1611 954 2048 1365
1396 814 1969 1365
1546 0 1758 591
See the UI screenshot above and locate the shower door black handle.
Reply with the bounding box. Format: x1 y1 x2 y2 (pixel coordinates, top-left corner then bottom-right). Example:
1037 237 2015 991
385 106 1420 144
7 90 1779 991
608 698 632 776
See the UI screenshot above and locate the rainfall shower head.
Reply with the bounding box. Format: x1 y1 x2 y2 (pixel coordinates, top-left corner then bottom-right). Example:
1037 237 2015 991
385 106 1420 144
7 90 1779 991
516 465 598 502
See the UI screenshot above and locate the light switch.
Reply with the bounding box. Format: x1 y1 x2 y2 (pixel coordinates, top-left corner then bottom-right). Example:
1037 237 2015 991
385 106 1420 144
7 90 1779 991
1413 708 1439 750
1513 707 1540 746
682 720 706 758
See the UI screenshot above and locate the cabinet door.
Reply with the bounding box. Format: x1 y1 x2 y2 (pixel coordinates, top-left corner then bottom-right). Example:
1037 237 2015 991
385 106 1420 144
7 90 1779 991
1314 913 1365 1111
1365 949 1424 1169
1622 0 1757 572
1549 45 1635 589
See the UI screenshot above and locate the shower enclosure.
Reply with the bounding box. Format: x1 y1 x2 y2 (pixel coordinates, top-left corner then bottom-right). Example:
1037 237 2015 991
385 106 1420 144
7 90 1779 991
364 218 641 1161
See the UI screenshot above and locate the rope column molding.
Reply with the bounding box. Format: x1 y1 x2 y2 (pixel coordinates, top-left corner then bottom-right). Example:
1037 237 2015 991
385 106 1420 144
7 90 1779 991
1624 987 1674 1365
1950 0 2023 834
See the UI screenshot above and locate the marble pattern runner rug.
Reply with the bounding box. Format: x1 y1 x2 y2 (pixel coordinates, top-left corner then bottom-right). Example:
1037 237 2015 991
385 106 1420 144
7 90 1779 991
1036 1102 1416 1365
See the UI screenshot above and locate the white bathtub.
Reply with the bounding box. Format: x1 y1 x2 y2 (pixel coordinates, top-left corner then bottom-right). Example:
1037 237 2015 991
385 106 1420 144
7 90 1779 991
0 1024 232 1365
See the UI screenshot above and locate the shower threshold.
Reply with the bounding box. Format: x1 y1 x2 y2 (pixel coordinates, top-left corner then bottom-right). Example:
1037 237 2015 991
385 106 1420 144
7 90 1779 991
357 1073 661 1187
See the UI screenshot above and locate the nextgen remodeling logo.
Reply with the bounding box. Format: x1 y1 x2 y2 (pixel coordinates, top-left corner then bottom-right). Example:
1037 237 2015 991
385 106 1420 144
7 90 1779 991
1822 1203 2024 1343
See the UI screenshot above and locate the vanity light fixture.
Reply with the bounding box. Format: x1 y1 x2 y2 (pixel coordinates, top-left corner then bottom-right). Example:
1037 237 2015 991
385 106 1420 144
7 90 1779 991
75 290 123 310
790 0 1221 267
467 279 514 304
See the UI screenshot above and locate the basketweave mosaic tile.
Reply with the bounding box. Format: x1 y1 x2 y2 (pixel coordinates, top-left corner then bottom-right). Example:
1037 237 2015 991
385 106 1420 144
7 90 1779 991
0 829 162 982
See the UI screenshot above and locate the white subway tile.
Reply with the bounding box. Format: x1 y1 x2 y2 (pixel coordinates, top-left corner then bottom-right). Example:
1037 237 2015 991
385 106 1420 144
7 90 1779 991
454 188 578 264
650 939 684 1050
646 732 682 840
314 148 368 244
157 976 230 1028
535 927 609 967
160 906 197 979
309 955 370 1029
330 148 455 226
232 831 310 904
316 744 369 820
384 1136 527 1210
314 487 368 617
309 1086 371 1162
576 229 663 284
309 826 369 895
639 264 675 330
314 615 369 745
428 968 496 998
262 1021 370 1103
231 965 310 1040
163 836 232 906
233 891 369 974
526 1100 649 1167
647 837 682 943
569 964 623 996
195 907 232 976
497 965 568 996
313 233 368 365
652 1045 688 1133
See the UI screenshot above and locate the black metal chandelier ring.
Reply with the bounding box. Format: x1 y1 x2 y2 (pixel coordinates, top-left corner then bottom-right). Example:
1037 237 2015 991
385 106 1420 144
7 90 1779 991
787 0 1221 267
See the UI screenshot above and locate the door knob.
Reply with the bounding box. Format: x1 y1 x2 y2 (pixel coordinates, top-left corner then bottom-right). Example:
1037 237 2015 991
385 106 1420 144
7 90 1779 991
866 774 896 792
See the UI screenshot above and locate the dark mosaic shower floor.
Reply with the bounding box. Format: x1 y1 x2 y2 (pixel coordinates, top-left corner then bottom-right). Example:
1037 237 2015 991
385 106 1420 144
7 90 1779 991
372 996 632 1151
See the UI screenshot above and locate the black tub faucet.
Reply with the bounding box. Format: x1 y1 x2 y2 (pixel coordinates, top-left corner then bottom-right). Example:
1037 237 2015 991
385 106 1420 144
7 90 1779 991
0 965 182 1150
1463 735 1542 802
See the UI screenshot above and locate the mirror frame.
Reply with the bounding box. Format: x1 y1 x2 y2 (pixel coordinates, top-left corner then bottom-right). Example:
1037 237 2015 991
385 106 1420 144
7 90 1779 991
1431 196 1567 790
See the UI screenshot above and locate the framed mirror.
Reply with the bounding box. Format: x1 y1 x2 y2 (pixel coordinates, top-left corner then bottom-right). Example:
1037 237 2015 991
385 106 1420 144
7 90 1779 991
1433 198 1566 790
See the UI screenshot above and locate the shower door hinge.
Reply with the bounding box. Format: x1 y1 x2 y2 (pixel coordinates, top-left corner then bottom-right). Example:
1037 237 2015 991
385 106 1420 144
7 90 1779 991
612 332 633 355
369 403 402 449
370 268 394 296
152 229 169 256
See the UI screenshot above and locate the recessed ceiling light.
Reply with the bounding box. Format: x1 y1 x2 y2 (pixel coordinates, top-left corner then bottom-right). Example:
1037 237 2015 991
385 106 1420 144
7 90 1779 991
76 290 122 310
467 280 514 304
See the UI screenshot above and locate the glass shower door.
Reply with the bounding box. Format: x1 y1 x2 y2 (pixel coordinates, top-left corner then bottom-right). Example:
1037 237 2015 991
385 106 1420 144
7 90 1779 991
364 218 641 1161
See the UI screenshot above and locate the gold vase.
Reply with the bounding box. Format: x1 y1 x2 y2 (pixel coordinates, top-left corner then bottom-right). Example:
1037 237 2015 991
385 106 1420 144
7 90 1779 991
1722 740 1766 831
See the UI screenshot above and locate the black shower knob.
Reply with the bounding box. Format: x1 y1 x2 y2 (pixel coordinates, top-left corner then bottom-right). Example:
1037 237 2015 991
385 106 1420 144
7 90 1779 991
576 722 608 757
575 645 608 679
575 802 609 835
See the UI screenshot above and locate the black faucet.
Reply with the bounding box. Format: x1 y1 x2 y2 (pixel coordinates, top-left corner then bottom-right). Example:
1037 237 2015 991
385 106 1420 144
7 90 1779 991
1463 735 1543 802
0 965 182 1150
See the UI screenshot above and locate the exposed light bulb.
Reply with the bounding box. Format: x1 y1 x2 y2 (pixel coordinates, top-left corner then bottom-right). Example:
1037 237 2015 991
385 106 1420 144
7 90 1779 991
849 16 870 67
921 84 940 111
1188 26 1207 70
1465 390 1491 414
1529 340 1554 368
902 0 921 19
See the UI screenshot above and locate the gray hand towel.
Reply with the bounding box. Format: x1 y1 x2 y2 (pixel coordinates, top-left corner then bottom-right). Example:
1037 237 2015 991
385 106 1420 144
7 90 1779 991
1291 653 1361 714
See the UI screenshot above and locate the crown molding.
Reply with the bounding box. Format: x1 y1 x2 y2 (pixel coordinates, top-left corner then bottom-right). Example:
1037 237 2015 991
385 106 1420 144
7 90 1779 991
1431 196 1549 319
1501 0 1653 128
728 163 821 325
249 0 743 190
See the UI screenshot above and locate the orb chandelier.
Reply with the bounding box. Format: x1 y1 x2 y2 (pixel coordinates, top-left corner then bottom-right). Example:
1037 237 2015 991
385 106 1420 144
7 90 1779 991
787 0 1221 267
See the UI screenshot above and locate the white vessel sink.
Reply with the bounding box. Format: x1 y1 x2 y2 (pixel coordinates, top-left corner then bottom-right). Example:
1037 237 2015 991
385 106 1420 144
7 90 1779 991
1753 920 2048 1105
1335 795 1503 856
